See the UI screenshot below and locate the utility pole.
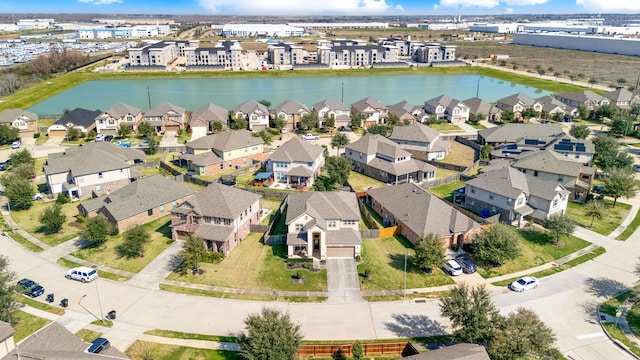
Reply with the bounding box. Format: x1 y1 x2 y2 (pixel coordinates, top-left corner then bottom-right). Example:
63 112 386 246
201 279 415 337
147 85 151 110
341 81 344 103
476 77 480 98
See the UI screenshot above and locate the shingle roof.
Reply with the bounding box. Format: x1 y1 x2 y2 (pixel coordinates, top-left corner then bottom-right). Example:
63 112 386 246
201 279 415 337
387 101 420 118
555 90 604 103
195 224 234 242
478 123 564 144
52 108 102 129
463 97 501 116
273 99 310 115
186 129 263 151
180 151 223 166
351 96 387 112
105 103 141 119
404 343 490 360
466 166 569 201
177 183 261 219
496 92 536 107
285 191 360 231
0 321 14 342
144 102 185 117
513 150 592 177
536 95 567 112
604 87 634 103
0 108 38 124
388 122 440 143
190 103 228 125
234 99 269 115
312 99 349 112
268 136 324 163
346 133 412 158
44 142 145 177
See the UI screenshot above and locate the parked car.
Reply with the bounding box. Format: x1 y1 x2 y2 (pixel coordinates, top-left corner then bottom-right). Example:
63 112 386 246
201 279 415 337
95 134 105 142
32 193 43 200
17 278 45 298
635 164 640 173
455 254 477 274
442 259 463 276
280 128 287 134
115 141 132 147
138 141 150 147
509 276 539 292
302 133 320 140
592 185 604 194
86 338 110 354
11 138 21 149
65 267 98 283
103 135 114 142
0 162 7 171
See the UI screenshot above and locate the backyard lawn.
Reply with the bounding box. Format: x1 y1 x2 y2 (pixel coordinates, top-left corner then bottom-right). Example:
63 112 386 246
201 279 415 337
565 200 631 236
357 236 455 292
442 141 476 168
427 180 466 203
429 123 462 133
11 201 85 246
126 341 237 360
12 310 51 342
347 171 386 191
167 232 328 292
71 216 172 273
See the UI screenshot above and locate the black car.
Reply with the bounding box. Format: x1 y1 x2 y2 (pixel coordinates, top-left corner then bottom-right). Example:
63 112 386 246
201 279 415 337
104 135 114 142
17 278 45 298
455 254 477 274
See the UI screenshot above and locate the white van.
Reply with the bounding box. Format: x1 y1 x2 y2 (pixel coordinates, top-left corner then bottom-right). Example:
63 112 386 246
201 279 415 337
443 259 463 276
65 267 98 283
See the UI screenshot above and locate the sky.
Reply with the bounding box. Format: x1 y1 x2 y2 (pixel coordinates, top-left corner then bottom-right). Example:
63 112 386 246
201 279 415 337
2 0 640 16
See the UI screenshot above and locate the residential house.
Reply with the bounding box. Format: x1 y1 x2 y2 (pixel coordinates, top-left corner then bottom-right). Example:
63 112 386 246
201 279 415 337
366 183 481 248
603 87 636 110
141 102 186 133
44 142 145 199
463 97 502 122
180 130 267 176
350 97 388 128
477 123 564 147
273 99 311 131
313 99 351 129
495 93 543 121
171 183 261 255
403 343 490 360
265 136 324 188
284 191 361 259
464 167 570 226
511 150 595 202
423 95 470 125
387 122 451 161
94 102 142 135
47 108 102 137
345 133 437 184
233 100 270 131
0 321 15 359
548 135 595 165
555 90 608 115
489 131 595 166
78 175 196 232
189 103 228 138
536 95 571 120
0 108 38 135
387 101 426 123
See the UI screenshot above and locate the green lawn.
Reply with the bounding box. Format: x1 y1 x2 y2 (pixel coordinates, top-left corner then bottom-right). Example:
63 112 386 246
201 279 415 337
434 168 460 180
11 201 84 246
14 294 65 315
602 323 640 357
468 122 487 130
565 200 631 236
126 341 237 360
10 232 44 252
71 216 172 273
428 123 462 132
76 329 103 343
618 208 640 240
12 310 51 343
357 236 455 292
167 232 328 292
260 197 285 225
347 171 387 192
427 180 466 203
144 329 239 343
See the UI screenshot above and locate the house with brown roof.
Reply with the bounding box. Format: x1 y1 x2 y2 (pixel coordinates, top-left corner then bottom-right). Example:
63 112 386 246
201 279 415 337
273 99 310 131
313 99 351 129
78 175 196 232
180 130 268 176
47 108 102 137
423 94 470 125
387 122 451 161
366 183 481 248
463 97 502 122
171 183 261 255
345 133 436 184
387 101 425 123
141 102 186 133
265 136 324 189
495 93 543 121
0 108 38 135
284 191 361 259
233 100 270 131
188 103 228 139
351 96 388 128
94 102 142 135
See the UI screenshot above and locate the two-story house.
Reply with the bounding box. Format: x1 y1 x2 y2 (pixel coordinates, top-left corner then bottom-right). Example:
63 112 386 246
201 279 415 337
233 100 270 131
495 93 543 121
265 136 324 189
94 102 142 135
171 183 261 256
423 95 469 125
312 99 351 129
141 102 186 133
44 142 145 199
0 109 38 136
345 133 436 184
555 90 608 116
350 97 388 128
463 97 502 122
603 87 636 110
189 103 228 139
387 122 451 161
47 108 102 137
464 167 570 227
273 100 311 131
284 191 361 259
536 95 573 120
477 123 564 148
180 130 267 176
387 101 426 123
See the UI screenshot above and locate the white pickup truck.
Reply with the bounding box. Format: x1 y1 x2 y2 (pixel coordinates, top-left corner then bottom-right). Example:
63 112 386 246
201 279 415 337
301 133 320 140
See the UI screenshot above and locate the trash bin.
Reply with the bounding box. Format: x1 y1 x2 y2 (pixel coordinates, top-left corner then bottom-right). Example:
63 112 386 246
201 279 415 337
60 298 68 308
107 310 116 320
46 294 54 303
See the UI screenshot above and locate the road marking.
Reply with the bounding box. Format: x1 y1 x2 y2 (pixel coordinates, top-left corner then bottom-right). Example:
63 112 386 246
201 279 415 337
576 332 605 340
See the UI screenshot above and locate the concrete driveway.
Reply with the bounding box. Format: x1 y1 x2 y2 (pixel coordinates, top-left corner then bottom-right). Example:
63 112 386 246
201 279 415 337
160 131 179 146
325 258 363 303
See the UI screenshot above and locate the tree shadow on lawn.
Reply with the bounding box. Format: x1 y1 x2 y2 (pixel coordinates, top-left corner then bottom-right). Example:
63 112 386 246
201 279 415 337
271 244 288 259
519 229 555 245
585 277 628 299
385 313 447 338
73 237 94 249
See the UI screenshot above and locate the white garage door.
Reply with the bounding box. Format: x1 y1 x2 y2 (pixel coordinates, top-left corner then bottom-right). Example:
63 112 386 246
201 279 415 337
190 126 208 140
326 247 354 258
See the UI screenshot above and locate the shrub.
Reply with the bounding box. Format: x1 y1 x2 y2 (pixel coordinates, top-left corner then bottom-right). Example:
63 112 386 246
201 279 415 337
75 215 86 224
33 133 40 139
451 243 459 251
56 193 70 204
202 251 224 263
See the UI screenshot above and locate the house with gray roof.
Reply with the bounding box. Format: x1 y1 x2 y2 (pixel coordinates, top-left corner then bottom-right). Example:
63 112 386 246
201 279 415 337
233 100 270 131
387 101 426 123
403 343 490 360
0 321 15 359
477 123 564 147
265 136 324 189
94 102 142 135
464 167 570 226
603 87 638 110
78 175 196 232
388 122 451 161
345 134 436 184
180 130 267 176
171 183 261 255
273 99 310 132
350 96 388 128
189 103 229 139
0 108 38 135
284 191 361 259
423 94 469 125
313 99 350 129
44 142 145 199
141 102 186 133
536 95 571 119
366 183 481 248
495 93 543 121
555 90 608 114
47 108 102 137
463 97 502 122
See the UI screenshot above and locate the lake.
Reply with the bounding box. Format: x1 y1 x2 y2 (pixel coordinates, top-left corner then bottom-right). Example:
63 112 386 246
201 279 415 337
28 74 549 115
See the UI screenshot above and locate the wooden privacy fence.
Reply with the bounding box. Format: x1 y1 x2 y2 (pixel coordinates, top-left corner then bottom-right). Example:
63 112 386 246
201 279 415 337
298 342 416 358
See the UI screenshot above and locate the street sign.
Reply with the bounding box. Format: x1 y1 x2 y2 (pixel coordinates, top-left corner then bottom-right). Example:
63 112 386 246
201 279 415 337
616 307 622 317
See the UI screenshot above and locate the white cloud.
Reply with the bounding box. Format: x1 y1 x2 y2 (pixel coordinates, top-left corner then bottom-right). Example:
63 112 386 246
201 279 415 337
503 0 547 5
437 0 548 8
505 7 513 13
77 0 122 4
576 0 640 12
198 0 398 14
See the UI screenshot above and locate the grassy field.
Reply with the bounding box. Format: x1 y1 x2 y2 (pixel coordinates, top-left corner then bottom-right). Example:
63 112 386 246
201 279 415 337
347 171 387 191
443 141 476 168
12 310 51 342
76 329 103 343
144 329 239 343
126 341 238 360
167 232 328 292
565 200 631 236
11 201 84 246
429 123 462 133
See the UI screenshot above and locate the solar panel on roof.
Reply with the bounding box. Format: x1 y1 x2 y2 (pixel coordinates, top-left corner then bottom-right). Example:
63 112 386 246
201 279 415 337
576 144 586 152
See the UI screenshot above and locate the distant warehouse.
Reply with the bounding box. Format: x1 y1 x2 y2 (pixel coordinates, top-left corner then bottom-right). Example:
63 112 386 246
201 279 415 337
220 24 304 37
513 33 640 57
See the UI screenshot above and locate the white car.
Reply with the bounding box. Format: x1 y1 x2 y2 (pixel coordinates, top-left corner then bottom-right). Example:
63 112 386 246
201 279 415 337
32 193 43 200
442 259 463 276
509 276 539 292
302 133 319 140
65 267 98 283
95 134 105 142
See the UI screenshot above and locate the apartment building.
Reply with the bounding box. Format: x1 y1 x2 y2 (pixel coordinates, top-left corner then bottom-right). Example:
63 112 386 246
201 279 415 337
184 40 243 70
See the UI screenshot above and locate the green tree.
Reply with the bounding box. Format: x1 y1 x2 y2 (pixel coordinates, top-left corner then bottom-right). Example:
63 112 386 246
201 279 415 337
239 308 302 360
595 104 615 120
488 308 560 360
576 104 589 119
603 167 638 207
521 108 539 120
253 129 273 146
352 341 364 360
543 214 576 244
11 163 35 180
588 77 599 87
210 121 223 134
300 112 318 131
324 156 352 186
311 174 334 191
584 200 605 228
137 121 154 137
116 225 150 259
179 234 206 275
83 215 115 247
593 135 632 173
117 124 132 137
386 113 400 126
0 124 19 145
231 116 247 130
330 133 349 156
39 203 66 233
3 176 33 210
273 115 287 131
412 233 446 273
471 223 520 266
610 116 632 137
257 99 271 108
144 135 159 155
569 124 590 139
501 109 514 122
480 144 491 161
66 126 83 141
366 124 388 136
350 113 365 129
476 113 486 121
9 149 35 167
0 255 17 324
440 283 501 344
324 114 335 129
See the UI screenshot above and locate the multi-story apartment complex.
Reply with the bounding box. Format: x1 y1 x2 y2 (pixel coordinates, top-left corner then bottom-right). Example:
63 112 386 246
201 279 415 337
267 43 305 67
317 39 399 68
184 40 243 70
128 40 195 68
412 43 457 63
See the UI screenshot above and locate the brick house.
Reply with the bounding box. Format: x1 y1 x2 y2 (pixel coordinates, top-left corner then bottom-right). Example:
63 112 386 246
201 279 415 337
387 122 451 161
312 99 351 129
273 99 310 132
142 102 186 133
189 103 228 138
